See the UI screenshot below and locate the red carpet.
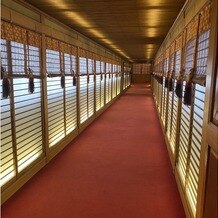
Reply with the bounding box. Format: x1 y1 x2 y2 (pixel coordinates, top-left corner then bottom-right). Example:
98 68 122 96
2 84 185 218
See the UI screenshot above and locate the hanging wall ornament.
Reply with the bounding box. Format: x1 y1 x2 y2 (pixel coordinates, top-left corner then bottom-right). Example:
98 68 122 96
165 76 168 88
2 67 10 99
168 70 174 92
159 74 163 85
184 68 195 106
72 70 76 86
165 71 170 88
73 76 77 86
28 68 34 93
168 77 173 91
175 71 184 98
61 71 65 88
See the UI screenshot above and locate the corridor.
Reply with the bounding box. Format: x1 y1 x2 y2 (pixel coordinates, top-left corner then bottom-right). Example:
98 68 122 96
2 84 185 218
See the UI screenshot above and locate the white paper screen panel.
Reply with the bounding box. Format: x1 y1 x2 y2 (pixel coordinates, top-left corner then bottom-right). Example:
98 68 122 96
170 81 178 154
109 77 112 102
47 77 65 147
186 85 205 214
128 74 131 86
112 77 115 99
64 54 77 134
112 65 116 99
1 39 15 185
177 82 191 185
184 38 196 72
28 46 41 75
117 65 121 95
88 74 94 117
100 61 105 108
46 50 60 73
11 42 40 75
1 43 14 186
0 91 15 186
46 49 65 147
157 82 160 109
154 80 158 104
64 53 71 73
158 83 162 113
14 78 43 172
169 51 181 154
95 60 101 111
112 75 116 99
11 40 43 172
1 39 8 71
108 64 112 102
11 41 25 73
123 75 127 89
161 77 166 124
186 30 210 215
163 59 169 126
175 51 181 73
106 76 109 103
79 57 88 123
105 63 110 104
177 37 196 185
65 76 77 134
95 75 101 111
155 81 158 107
167 89 173 138
167 54 175 143
196 31 210 75
88 59 94 117
117 76 121 95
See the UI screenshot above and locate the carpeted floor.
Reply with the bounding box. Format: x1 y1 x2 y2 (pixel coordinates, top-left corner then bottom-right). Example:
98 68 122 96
2 84 185 218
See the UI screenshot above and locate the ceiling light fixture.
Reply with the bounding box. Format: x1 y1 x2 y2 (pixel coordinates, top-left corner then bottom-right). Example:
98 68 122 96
46 0 130 60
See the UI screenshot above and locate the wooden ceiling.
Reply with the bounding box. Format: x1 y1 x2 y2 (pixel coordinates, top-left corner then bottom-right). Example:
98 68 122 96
26 0 186 62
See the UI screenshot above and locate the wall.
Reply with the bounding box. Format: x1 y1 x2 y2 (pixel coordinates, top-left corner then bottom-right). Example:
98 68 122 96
151 0 217 217
0 0 132 204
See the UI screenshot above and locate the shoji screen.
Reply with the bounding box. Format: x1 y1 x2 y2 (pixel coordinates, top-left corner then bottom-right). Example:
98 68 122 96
166 42 176 154
12 28 43 173
63 44 77 134
46 38 65 147
123 67 126 89
95 56 101 111
46 39 78 146
79 49 88 124
162 52 169 126
127 68 131 86
186 6 211 215
1 22 44 184
100 60 105 108
87 52 94 117
170 36 182 154
117 65 121 95
177 17 198 186
108 62 112 102
105 62 110 104
1 37 15 186
125 67 128 89
123 65 131 89
113 64 117 98
158 60 163 114
115 64 118 96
